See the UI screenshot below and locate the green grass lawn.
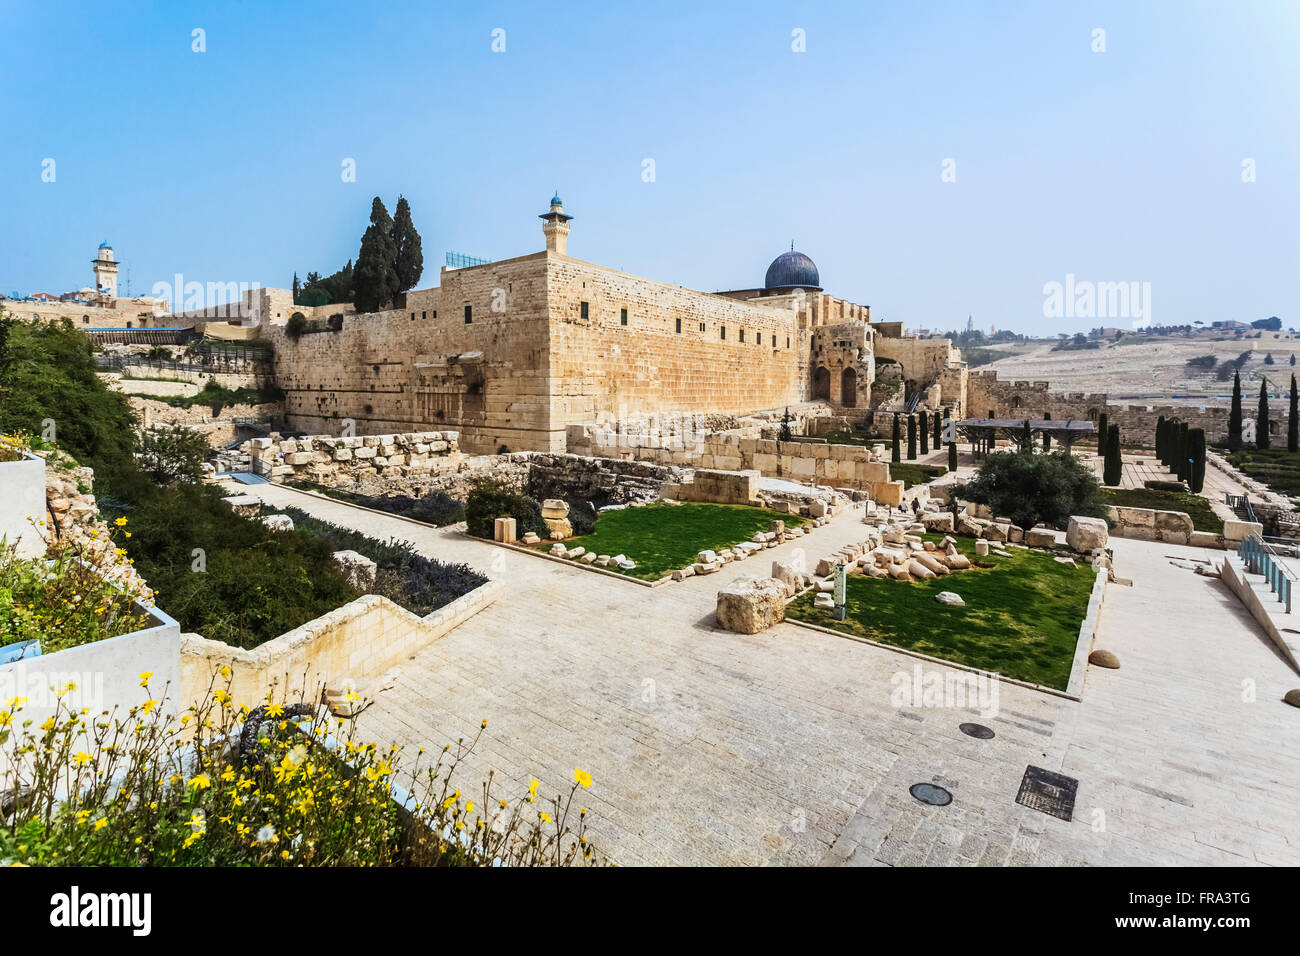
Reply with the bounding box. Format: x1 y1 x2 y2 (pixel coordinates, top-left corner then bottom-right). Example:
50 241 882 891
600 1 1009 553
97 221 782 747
1226 446 1300 497
888 462 949 489
1102 487 1224 534
786 536 1094 689
537 502 805 581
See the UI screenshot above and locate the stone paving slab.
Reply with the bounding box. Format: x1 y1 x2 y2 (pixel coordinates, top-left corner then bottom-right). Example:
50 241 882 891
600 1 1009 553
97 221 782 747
237 482 1300 866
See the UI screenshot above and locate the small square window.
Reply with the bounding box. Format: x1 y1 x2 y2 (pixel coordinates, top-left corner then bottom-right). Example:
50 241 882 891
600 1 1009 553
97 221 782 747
757 332 762 345
422 311 427 320
580 301 589 319
739 329 745 343
720 326 726 340
433 310 438 319
620 308 628 326
786 336 790 348
675 318 682 333
411 312 416 320
464 305 472 324
699 321 705 332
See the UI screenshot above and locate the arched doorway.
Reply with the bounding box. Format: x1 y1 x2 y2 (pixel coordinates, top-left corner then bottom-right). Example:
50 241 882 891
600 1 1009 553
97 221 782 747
813 366 830 400
841 367 857 407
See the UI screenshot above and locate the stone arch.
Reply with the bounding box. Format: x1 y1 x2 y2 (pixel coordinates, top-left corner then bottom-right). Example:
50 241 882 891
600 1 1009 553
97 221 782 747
841 367 858 407
1087 407 1100 422
813 366 831 400
1009 395 1023 409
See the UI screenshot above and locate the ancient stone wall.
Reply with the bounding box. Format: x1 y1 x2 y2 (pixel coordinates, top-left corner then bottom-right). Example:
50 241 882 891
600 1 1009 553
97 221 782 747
241 430 462 487
544 255 805 433
132 397 284 448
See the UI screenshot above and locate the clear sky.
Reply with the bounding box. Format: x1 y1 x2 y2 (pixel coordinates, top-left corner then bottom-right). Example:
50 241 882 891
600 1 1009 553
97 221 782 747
2 0 1297 333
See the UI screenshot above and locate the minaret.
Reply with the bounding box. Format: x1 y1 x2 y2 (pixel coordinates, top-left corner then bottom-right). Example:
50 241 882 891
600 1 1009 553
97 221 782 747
539 193 572 255
92 241 118 298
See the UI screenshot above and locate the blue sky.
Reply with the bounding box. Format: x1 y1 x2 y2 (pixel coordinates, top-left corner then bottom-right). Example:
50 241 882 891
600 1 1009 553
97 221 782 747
2 0 1297 332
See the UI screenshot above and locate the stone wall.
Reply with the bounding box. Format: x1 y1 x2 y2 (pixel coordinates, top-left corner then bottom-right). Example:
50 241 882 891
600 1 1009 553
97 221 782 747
566 423 899 499
241 430 463 486
132 397 284 448
966 369 1231 442
1107 505 1222 547
524 453 679 504
663 468 762 506
179 584 499 707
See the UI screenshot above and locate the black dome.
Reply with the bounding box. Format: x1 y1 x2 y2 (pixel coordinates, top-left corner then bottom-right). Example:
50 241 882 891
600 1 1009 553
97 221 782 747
764 250 821 290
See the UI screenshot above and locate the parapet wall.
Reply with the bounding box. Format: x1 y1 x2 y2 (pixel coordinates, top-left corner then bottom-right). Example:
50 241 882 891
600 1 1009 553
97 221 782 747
242 430 463 486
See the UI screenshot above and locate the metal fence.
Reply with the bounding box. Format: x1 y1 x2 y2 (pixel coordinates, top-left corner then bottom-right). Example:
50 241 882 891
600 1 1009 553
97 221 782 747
1240 532 1293 613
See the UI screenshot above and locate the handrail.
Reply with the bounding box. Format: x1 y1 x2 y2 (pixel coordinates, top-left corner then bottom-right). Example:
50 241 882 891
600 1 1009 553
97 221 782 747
1240 532 1294 613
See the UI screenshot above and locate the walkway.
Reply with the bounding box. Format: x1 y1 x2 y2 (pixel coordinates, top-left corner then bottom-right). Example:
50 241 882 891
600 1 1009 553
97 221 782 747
233 482 1300 866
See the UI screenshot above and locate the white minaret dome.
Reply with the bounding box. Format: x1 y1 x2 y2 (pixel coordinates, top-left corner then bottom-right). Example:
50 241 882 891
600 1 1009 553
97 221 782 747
92 240 119 297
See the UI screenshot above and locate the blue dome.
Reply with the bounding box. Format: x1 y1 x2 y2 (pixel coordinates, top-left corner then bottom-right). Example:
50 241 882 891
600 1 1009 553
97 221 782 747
764 250 820 290
98 240 112 249
550 193 562 205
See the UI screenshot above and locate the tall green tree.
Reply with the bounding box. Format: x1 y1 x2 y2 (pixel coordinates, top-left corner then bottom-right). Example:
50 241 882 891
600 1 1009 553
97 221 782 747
1021 419 1032 453
1097 412 1108 454
391 195 424 292
948 432 958 472
1176 422 1191 481
932 411 941 449
1258 381 1271 449
1290 374 1298 453
1042 412 1052 452
919 410 929 455
891 414 901 463
1228 370 1243 451
1188 427 1206 493
1155 415 1166 465
353 197 399 313
906 415 917 460
1103 424 1122 486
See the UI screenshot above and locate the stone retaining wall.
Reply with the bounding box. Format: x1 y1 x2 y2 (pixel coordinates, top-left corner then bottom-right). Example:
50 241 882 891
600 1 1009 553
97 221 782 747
567 423 902 502
179 582 500 706
242 430 463 486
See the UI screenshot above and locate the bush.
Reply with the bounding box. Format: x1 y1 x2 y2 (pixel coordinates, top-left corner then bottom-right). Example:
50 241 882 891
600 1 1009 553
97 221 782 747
465 478 546 539
0 538 151 654
957 451 1110 531
566 498 598 537
1186 354 1217 370
275 506 486 615
0 683 602 866
1144 479 1187 492
135 423 212 484
286 313 307 338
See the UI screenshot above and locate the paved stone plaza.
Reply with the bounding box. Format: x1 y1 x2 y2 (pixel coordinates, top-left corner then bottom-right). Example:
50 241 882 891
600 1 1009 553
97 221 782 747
241 482 1300 866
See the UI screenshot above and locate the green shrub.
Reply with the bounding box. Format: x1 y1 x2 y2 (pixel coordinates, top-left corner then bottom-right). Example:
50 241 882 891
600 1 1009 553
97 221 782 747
957 450 1110 531
465 478 546 539
566 498 598 536
136 423 212 484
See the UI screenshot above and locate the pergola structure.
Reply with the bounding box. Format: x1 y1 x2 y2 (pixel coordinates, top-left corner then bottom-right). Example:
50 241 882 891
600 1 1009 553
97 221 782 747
956 418 1096 458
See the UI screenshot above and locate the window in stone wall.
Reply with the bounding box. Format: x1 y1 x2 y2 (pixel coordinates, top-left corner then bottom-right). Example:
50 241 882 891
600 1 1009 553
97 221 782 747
433 310 437 319
739 329 745 343
699 321 705 332
464 305 472 324
580 301 589 319
787 336 791 348
422 311 427 320
675 318 682 333
411 312 416 320
757 332 762 345
720 326 726 340
620 308 628 325
82 316 89 324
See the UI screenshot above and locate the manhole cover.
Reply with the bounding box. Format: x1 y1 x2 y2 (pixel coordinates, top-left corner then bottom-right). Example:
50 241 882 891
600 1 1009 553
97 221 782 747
960 722 995 739
1015 765 1078 821
909 783 952 806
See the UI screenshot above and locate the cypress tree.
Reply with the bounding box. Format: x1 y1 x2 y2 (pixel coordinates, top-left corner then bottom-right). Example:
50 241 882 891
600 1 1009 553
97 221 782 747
1155 415 1166 464
1228 370 1243 451
391 195 424 292
1290 373 1298 453
1043 412 1052 452
1097 412 1108 454
1176 423 1191 482
354 197 399 313
907 415 917 460
892 414 901 463
1021 419 1032 453
919 410 929 455
947 418 958 471
933 410 942 449
1103 424 1122 486
1189 427 1206 493
1258 381 1271 449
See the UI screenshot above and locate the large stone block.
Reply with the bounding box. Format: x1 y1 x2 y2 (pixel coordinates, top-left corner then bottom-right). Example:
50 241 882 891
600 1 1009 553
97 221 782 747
1066 515 1108 553
715 576 787 634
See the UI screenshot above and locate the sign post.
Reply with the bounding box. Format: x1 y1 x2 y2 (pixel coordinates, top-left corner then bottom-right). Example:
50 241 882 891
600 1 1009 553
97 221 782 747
833 562 847 621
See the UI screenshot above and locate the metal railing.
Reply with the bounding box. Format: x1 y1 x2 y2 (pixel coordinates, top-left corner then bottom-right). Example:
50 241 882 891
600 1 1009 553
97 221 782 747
1225 492 1257 523
1240 532 1294 613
